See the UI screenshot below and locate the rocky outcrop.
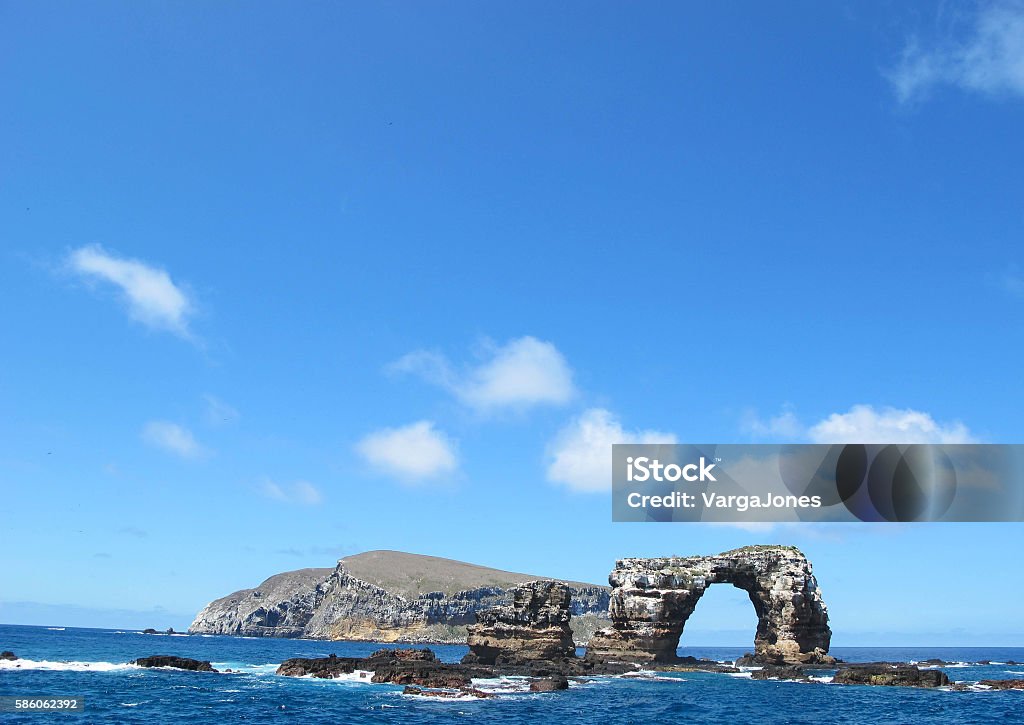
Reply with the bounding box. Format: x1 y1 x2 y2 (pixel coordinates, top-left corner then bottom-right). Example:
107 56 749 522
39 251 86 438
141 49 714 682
277 648 492 688
973 679 1024 690
190 555 609 642
530 675 570 691
276 646 631 692
585 545 832 665
403 685 495 699
462 581 576 665
833 664 950 688
276 654 363 678
1 651 17 661
132 655 218 672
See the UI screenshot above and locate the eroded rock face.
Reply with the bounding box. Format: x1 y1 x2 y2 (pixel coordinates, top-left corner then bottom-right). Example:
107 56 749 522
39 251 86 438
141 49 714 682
585 545 832 665
463 581 576 665
190 562 609 642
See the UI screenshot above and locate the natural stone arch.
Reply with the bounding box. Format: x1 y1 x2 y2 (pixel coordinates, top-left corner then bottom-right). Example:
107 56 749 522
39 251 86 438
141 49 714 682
585 546 833 665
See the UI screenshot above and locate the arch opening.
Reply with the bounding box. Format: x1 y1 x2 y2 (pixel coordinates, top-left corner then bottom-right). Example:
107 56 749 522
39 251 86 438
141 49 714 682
675 583 760 652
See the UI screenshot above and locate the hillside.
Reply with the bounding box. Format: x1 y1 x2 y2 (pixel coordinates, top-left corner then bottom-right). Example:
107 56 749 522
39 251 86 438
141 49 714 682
340 550 601 599
189 551 611 643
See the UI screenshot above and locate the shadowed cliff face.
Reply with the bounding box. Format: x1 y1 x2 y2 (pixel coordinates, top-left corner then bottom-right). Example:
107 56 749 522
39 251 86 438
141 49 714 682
585 546 832 665
188 554 610 642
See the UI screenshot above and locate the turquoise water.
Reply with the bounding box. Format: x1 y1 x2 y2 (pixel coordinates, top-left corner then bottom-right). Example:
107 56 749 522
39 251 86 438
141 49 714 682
1 625 1022 723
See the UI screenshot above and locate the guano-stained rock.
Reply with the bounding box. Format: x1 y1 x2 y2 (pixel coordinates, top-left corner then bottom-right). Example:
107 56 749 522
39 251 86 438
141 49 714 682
585 545 832 665
462 580 576 665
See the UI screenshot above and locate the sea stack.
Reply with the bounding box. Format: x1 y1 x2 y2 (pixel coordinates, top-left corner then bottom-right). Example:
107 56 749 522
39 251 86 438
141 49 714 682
462 580 576 665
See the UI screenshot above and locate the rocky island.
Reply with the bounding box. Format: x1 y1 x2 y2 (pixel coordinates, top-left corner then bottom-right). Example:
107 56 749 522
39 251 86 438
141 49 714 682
189 550 610 643
31 545 1017 700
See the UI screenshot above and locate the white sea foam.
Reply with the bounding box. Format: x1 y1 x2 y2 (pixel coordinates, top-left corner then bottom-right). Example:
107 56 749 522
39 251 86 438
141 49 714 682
619 671 683 683
1006 670 1024 675
809 675 834 683
727 671 753 678
471 676 531 693
46 627 65 631
327 669 375 683
0 659 138 672
400 691 489 702
212 662 278 676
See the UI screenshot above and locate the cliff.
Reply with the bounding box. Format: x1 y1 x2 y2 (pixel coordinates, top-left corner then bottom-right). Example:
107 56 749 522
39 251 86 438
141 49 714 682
189 551 610 643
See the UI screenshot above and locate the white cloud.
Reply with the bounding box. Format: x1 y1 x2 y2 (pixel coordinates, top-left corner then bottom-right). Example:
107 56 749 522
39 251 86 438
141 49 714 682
141 421 207 459
204 394 240 425
355 420 458 482
741 406 803 439
390 336 575 412
262 479 323 505
746 404 976 444
889 1 1024 102
546 408 676 493
67 245 194 338
807 405 976 444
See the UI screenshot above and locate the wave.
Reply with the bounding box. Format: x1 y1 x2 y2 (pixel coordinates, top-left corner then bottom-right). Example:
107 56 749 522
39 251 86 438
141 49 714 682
472 676 533 693
325 669 375 683
0 658 138 672
46 627 65 631
618 671 684 683
399 690 491 702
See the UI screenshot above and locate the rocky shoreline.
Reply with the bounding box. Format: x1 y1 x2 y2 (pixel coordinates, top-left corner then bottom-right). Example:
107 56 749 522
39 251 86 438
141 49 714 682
14 547 1022 699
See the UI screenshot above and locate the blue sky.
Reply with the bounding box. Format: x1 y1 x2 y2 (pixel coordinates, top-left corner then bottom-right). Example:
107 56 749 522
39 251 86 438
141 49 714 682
2 1 1023 644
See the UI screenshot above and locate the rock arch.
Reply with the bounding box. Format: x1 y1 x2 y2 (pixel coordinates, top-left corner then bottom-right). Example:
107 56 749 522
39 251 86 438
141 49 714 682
585 546 832 665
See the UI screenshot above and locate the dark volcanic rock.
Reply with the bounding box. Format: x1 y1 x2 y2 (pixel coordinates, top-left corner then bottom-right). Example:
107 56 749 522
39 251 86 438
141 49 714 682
133 655 217 672
276 648 492 688
833 664 949 688
275 654 361 678
530 675 570 691
402 685 494 699
978 679 1024 690
586 546 833 666
367 648 437 662
655 656 740 674
750 664 809 681
463 580 575 665
1 651 17 661
142 628 159 634
370 660 491 688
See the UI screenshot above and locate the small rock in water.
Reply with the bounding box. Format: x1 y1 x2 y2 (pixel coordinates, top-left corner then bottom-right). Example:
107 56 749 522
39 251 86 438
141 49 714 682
530 675 570 692
132 655 217 672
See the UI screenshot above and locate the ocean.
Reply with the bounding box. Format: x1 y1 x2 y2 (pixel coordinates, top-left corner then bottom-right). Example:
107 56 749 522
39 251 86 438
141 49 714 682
1 625 1022 723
